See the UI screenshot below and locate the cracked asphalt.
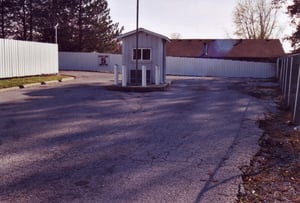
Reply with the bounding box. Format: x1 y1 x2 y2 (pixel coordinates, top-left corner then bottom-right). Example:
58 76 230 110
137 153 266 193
0 71 275 202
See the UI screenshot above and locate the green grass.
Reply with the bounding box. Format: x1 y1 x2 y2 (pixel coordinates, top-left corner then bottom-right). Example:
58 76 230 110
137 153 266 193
0 74 73 89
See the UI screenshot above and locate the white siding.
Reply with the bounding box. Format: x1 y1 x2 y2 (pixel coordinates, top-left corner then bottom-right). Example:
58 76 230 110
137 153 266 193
59 52 275 78
0 39 58 78
121 32 165 83
166 57 275 78
59 52 122 72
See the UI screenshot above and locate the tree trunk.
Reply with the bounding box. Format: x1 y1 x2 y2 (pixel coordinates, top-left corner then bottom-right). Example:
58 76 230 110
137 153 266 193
29 0 32 41
1 0 4 38
21 0 27 40
78 0 83 51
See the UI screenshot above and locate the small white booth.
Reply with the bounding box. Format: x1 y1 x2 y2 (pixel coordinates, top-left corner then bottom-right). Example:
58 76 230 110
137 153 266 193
117 28 169 86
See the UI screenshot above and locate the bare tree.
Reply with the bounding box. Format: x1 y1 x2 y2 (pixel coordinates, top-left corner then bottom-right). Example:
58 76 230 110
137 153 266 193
233 0 279 39
170 32 182 39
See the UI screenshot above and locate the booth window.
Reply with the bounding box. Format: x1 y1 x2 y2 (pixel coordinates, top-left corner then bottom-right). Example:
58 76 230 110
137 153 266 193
133 48 151 61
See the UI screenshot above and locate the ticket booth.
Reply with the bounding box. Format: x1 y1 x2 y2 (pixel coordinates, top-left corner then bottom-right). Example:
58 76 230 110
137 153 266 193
117 28 169 85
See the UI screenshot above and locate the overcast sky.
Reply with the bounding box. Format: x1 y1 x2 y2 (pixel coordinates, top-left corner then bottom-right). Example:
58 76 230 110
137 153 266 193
107 0 293 51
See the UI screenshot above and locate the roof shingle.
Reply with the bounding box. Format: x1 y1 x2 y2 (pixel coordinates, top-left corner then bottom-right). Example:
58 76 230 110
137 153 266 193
166 39 285 61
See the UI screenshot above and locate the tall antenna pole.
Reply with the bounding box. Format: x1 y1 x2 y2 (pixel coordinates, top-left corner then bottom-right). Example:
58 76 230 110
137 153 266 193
135 0 139 84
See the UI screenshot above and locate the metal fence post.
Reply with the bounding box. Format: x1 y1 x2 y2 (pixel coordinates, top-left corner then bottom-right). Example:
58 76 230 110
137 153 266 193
284 57 288 98
280 57 284 85
142 65 147 87
285 57 288 92
155 65 160 85
122 65 127 87
114 64 119 85
288 56 294 106
276 58 280 79
293 64 300 123
282 57 287 93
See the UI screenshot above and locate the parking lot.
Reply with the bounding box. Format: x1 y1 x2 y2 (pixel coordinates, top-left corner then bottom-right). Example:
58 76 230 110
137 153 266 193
0 71 275 202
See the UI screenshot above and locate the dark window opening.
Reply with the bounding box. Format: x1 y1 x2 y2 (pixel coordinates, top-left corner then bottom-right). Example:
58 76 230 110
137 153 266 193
133 49 142 60
142 49 151 60
132 48 151 61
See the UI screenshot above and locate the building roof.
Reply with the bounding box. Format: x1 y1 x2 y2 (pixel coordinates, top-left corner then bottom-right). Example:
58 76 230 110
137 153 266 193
117 28 169 41
166 39 285 61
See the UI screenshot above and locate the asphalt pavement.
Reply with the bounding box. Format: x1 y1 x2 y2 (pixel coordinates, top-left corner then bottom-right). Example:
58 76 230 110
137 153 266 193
0 71 276 202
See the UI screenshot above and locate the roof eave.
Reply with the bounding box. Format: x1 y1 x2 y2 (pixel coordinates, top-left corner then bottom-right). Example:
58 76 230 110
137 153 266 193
117 28 170 41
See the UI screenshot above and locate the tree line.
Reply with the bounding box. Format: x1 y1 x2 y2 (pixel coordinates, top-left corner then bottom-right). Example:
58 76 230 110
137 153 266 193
273 0 300 52
233 0 279 40
233 0 300 52
283 0 300 52
0 0 123 53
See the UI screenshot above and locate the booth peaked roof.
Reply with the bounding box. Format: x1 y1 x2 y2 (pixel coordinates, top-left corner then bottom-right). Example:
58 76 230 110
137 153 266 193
118 28 169 41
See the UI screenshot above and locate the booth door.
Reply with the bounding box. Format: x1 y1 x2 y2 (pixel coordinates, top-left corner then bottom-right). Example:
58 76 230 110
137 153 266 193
130 70 150 84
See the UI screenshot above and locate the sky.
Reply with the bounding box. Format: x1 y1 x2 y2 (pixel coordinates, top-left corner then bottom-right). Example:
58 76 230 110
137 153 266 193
107 0 293 52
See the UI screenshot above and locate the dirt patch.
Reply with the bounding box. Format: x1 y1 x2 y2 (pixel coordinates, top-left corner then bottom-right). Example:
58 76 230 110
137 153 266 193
237 83 300 202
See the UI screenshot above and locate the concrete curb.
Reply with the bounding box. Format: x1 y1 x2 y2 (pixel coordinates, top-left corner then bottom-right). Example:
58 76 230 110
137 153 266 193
0 76 75 92
59 77 75 82
0 86 20 92
21 83 42 88
105 82 171 92
41 80 59 85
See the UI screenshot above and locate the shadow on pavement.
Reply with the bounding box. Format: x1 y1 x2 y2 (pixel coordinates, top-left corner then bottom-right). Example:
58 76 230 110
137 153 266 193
0 77 266 202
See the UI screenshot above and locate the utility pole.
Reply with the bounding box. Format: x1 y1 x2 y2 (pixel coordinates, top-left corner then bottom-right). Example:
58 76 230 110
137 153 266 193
135 0 139 84
54 23 59 44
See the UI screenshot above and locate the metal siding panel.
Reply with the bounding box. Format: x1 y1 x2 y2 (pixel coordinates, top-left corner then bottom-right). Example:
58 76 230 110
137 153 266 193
292 55 300 64
12 40 18 77
56 53 275 79
43 44 49 73
43 43 50 74
24 41 31 76
0 39 5 77
39 42 45 74
53 44 59 73
18 40 24 76
125 37 133 71
0 39 58 78
166 57 275 78
3 40 8 77
26 41 33 76
59 52 121 73
21 40 27 76
6 40 12 77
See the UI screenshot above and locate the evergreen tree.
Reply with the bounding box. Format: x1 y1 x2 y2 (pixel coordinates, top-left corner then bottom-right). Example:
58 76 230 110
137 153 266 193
0 0 123 53
38 0 67 44
0 0 16 38
57 0 123 52
272 0 300 51
79 0 123 52
14 0 30 40
1 0 7 38
7 0 41 41
287 0 300 51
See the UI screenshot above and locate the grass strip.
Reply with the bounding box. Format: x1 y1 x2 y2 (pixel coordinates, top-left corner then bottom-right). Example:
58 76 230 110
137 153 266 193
0 74 73 89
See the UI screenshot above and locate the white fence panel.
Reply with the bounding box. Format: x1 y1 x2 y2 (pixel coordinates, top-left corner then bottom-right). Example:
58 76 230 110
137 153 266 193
59 52 122 72
58 52 275 78
166 57 275 78
0 39 58 79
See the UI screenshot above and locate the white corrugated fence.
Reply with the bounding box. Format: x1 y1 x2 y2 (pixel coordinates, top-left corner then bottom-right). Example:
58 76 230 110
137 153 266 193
166 57 275 78
0 39 58 79
59 52 275 78
59 52 122 72
277 54 300 124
